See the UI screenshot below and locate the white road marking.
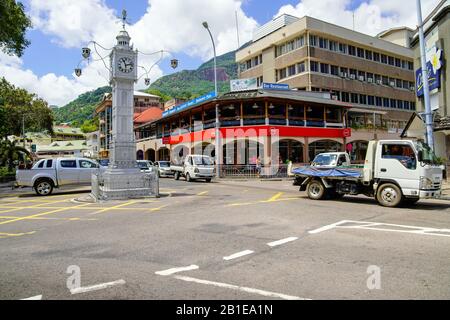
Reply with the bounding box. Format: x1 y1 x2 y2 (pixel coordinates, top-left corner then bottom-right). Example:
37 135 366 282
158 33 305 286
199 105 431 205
21 295 42 300
309 220 450 238
308 220 349 234
267 237 298 247
70 279 126 294
173 275 309 300
155 265 199 276
223 250 254 260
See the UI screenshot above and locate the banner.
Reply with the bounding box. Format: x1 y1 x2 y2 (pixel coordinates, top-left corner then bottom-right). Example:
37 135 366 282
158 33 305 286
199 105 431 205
230 78 257 92
416 47 443 97
262 82 289 91
162 91 216 117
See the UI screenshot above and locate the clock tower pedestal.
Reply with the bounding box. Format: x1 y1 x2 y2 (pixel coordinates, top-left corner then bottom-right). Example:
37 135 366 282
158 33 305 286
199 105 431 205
91 28 158 201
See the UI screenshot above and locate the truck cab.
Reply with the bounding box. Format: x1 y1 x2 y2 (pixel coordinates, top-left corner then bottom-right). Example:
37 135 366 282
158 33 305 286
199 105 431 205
311 152 351 168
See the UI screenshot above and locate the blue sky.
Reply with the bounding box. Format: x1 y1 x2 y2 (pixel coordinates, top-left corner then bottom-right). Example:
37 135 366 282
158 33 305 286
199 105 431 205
1 0 439 106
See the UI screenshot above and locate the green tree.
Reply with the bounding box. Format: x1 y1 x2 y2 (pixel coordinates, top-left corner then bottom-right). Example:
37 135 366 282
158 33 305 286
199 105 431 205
0 77 53 138
0 139 30 170
0 0 32 57
80 118 99 133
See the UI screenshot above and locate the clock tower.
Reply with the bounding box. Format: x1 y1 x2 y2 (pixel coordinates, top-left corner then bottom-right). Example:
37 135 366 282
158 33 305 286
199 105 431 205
91 17 158 201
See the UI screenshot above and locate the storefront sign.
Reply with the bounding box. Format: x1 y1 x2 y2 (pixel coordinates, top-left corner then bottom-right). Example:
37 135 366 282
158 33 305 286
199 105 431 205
416 47 443 97
262 82 289 91
162 91 217 118
230 78 257 92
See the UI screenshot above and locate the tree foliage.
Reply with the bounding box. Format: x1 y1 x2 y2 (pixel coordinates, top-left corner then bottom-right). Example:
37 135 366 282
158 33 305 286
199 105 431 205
0 139 30 170
0 0 32 57
80 117 99 133
0 77 54 138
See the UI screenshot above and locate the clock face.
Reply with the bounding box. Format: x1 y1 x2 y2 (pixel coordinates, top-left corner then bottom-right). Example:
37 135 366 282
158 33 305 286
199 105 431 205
117 57 134 73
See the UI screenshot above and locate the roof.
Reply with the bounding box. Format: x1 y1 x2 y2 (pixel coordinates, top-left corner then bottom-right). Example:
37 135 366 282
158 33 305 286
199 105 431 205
53 126 84 136
37 140 88 152
134 107 163 123
133 91 160 99
376 26 414 38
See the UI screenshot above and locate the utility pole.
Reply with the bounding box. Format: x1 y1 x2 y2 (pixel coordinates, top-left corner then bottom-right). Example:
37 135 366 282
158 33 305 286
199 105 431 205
416 0 435 150
22 114 25 148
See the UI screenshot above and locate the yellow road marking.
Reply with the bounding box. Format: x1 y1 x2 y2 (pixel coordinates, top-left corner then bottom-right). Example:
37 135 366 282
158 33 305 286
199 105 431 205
0 198 76 214
197 191 208 196
89 201 137 215
149 205 168 212
0 205 158 211
0 215 97 221
0 203 91 226
266 192 283 202
0 231 36 238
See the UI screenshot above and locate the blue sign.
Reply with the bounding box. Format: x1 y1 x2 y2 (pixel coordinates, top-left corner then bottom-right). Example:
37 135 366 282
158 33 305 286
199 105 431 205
416 49 443 97
262 82 290 91
162 91 216 117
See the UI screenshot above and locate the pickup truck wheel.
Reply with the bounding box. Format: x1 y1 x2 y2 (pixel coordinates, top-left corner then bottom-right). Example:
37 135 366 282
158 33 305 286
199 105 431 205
174 172 180 180
205 178 212 183
307 180 326 200
376 183 402 207
186 173 192 182
34 179 53 196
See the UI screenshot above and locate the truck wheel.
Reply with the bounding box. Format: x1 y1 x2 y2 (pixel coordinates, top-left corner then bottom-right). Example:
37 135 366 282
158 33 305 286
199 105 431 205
376 183 402 207
34 179 53 196
307 180 326 200
186 173 192 182
174 172 180 180
205 178 212 183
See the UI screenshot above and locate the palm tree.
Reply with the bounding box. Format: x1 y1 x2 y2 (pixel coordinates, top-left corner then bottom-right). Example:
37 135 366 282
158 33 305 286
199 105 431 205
0 139 30 171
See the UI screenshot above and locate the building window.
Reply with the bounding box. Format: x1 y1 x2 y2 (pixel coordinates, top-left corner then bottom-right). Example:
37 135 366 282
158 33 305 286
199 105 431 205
382 76 389 85
278 68 287 80
383 98 390 107
339 43 347 54
257 76 263 87
403 80 409 89
375 97 382 107
357 47 365 58
309 35 318 46
395 58 401 67
375 74 381 84
410 102 416 110
358 71 366 81
404 101 410 110
388 56 395 66
365 50 373 60
330 65 339 76
340 67 348 77
349 68 357 79
397 100 403 109
320 63 329 74
351 93 358 103
381 54 387 64
408 61 414 70
396 79 402 88
329 40 338 51
373 52 380 62
341 92 349 102
368 95 375 106
359 94 367 105
390 99 397 108
319 37 329 49
310 61 319 72
296 35 305 48
288 64 296 76
348 45 356 56
297 62 306 73
367 72 374 83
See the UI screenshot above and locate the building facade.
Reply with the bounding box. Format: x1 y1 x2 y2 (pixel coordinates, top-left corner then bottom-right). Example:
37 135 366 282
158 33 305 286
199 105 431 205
96 91 162 159
134 89 353 170
236 15 416 154
409 0 449 161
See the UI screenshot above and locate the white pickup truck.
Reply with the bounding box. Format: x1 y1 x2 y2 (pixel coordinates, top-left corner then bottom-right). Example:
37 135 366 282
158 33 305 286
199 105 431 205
311 152 351 168
171 155 215 182
293 140 443 207
16 157 99 196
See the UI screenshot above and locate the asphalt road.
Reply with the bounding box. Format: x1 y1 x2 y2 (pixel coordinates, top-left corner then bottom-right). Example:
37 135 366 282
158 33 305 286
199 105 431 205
0 178 449 300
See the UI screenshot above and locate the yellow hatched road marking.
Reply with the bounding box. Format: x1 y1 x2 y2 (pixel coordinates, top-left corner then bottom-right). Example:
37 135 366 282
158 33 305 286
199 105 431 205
0 205 157 211
0 215 97 221
89 201 138 215
0 231 36 238
0 203 92 226
0 198 76 214
265 192 284 202
197 191 208 196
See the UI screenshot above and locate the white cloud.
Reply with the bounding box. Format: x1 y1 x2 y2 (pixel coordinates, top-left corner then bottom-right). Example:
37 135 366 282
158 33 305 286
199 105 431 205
274 0 442 36
0 0 443 106
0 0 257 106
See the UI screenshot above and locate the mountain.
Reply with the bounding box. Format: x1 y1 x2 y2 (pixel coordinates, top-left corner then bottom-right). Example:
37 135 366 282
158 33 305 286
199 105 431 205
52 86 111 127
52 48 240 125
147 49 238 99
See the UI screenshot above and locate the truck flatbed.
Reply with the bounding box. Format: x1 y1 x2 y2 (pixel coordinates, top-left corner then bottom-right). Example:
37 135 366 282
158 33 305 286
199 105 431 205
292 166 363 181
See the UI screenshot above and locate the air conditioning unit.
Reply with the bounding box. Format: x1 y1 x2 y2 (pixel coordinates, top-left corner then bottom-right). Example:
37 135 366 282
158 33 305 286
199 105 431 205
410 86 415 91
350 74 356 79
358 76 365 81
389 81 395 87
340 72 347 78
367 78 373 83
376 80 382 85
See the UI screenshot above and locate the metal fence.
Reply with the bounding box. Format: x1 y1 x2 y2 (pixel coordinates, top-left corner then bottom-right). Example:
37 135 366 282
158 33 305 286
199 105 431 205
220 164 296 179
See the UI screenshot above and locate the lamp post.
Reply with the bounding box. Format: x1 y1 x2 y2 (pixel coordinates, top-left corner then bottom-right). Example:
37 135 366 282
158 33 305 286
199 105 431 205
202 21 220 178
416 0 434 150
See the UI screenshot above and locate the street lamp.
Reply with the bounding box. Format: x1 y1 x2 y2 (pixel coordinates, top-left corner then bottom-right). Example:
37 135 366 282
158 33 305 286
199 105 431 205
202 21 220 178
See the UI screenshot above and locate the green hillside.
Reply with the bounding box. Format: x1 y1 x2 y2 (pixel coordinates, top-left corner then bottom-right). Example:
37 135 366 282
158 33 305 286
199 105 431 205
52 86 111 127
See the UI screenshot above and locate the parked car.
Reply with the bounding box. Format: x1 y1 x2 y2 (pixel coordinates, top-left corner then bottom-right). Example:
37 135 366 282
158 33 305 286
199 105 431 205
137 160 154 173
171 155 215 182
155 161 173 177
310 152 351 168
15 157 99 196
